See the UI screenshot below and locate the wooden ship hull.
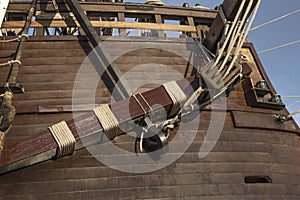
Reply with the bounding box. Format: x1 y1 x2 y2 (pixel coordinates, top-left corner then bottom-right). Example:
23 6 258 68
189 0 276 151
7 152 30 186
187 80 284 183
0 0 299 199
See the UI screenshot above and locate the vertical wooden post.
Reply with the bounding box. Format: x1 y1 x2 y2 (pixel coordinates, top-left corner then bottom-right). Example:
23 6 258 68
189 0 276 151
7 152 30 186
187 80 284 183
35 28 44 36
187 17 197 38
154 14 165 38
117 12 126 36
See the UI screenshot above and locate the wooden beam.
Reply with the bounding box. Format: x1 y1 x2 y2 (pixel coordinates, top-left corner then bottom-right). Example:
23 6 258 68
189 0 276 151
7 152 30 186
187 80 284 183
187 17 197 38
64 0 131 101
65 0 100 47
0 75 200 175
2 20 197 33
231 111 298 133
203 0 258 53
7 2 218 19
117 12 126 36
154 14 165 38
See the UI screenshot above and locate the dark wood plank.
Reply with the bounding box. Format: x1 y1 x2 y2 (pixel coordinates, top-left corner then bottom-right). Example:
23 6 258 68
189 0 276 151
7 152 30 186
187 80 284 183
231 111 298 133
7 2 217 19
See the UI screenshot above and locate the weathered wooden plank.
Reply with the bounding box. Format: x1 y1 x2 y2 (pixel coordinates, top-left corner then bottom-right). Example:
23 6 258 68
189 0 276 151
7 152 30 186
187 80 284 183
18 63 190 74
154 14 165 38
231 111 298 133
14 71 186 83
1 36 204 51
13 80 106 91
187 16 197 38
7 2 217 19
13 90 109 101
218 129 300 146
2 188 300 200
117 12 126 36
0 41 87 50
1 34 204 42
6 173 297 197
19 56 84 65
2 20 198 33
13 97 111 108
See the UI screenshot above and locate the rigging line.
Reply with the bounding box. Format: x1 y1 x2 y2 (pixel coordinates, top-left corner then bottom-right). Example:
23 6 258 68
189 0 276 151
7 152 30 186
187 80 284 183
258 39 300 54
281 96 300 99
250 8 300 31
287 98 300 109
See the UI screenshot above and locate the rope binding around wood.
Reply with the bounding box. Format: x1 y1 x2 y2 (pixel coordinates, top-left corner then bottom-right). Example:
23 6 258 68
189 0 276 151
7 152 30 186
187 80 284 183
48 121 76 159
93 104 119 140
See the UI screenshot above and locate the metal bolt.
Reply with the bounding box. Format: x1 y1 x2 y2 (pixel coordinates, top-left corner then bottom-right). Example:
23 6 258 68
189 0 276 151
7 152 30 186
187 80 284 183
255 80 268 89
269 94 282 104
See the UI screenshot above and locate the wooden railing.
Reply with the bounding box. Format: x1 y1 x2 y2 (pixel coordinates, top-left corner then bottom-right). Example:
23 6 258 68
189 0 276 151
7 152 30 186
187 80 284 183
3 1 217 38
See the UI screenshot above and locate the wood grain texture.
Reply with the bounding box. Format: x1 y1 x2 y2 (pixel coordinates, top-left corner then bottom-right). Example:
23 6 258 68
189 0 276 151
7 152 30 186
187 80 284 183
7 1 217 19
2 20 197 33
0 33 299 199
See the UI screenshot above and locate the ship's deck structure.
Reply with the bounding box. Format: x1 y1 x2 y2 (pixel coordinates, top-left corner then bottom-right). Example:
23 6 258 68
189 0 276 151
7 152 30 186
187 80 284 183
0 1 299 199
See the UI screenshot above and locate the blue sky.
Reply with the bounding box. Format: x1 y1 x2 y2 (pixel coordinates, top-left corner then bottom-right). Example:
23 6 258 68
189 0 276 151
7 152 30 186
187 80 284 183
129 0 300 124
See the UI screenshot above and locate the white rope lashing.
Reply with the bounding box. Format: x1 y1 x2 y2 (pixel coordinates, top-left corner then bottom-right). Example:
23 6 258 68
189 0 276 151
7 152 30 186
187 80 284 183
93 104 119 140
48 121 76 159
0 60 21 67
163 81 187 116
0 34 29 43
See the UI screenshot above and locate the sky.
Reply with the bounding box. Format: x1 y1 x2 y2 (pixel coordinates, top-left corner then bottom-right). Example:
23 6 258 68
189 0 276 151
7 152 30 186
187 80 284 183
129 0 300 125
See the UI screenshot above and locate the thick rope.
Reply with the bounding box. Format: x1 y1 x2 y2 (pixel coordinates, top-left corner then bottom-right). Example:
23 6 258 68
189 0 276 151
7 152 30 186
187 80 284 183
218 0 253 74
224 0 261 79
93 104 119 140
214 0 246 66
48 121 76 159
183 87 205 109
163 81 187 116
